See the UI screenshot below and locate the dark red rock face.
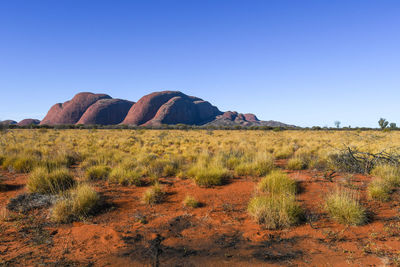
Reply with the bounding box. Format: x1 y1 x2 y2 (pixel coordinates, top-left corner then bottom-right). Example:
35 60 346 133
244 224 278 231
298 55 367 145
122 91 221 126
121 91 187 125
144 96 198 126
17 119 41 126
243 113 259 122
219 111 259 123
40 93 111 125
77 99 134 125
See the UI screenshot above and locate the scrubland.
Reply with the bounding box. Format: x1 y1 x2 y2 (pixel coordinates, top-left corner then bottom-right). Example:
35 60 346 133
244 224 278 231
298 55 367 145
0 129 400 266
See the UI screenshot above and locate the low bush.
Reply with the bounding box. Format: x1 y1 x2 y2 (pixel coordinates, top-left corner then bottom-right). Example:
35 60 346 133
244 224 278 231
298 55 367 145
183 195 200 208
247 194 303 229
258 170 297 195
27 167 75 194
324 188 366 225
85 165 111 181
51 183 100 223
142 183 165 205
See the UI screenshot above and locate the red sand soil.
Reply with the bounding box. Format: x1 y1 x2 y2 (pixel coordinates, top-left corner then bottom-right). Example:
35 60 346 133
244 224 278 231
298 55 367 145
1 166 400 266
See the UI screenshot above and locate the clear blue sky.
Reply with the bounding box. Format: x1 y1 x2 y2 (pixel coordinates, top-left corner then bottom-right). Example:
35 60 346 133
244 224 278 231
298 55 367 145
0 0 399 127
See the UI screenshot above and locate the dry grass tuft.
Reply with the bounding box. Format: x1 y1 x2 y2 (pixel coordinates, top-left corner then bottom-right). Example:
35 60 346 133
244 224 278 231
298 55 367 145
27 166 75 194
324 188 366 225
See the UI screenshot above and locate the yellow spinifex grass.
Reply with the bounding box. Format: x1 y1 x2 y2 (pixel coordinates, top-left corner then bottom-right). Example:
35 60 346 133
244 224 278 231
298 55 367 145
325 188 366 225
258 170 297 195
51 183 100 223
27 166 75 194
248 193 303 229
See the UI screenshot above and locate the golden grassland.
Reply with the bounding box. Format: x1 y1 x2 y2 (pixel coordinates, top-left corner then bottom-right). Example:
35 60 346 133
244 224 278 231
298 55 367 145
0 129 399 225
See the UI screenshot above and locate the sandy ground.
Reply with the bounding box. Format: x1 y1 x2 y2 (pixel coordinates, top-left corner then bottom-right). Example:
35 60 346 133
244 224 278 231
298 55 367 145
1 165 400 266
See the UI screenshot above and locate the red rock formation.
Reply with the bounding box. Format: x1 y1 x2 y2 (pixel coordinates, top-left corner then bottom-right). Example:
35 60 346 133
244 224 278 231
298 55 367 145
77 99 134 125
40 93 111 125
121 91 187 125
17 119 41 126
243 113 259 122
122 91 221 126
0 120 17 125
38 90 292 127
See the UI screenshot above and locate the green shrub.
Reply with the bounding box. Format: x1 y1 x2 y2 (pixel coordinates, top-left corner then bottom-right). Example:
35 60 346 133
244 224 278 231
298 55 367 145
324 188 366 225
142 183 165 205
51 184 100 223
248 194 303 229
85 165 111 181
109 166 143 186
258 170 297 195
27 167 75 194
367 178 392 202
183 195 200 208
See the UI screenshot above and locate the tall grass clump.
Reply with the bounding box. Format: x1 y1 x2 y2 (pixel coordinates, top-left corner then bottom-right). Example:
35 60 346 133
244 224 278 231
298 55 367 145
27 166 75 194
51 183 100 223
187 161 231 187
371 164 400 187
234 153 274 177
367 164 400 202
2 156 37 173
367 178 391 202
324 188 366 225
248 169 302 229
108 166 143 186
258 170 297 195
142 183 165 205
85 165 111 181
274 146 294 160
287 157 307 170
248 194 303 229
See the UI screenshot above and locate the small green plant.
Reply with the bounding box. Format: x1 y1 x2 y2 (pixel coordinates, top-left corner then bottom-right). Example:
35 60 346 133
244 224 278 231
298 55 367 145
324 188 366 225
258 170 297 195
142 183 165 205
27 167 75 194
183 195 200 208
51 183 100 223
247 194 303 229
85 165 111 181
